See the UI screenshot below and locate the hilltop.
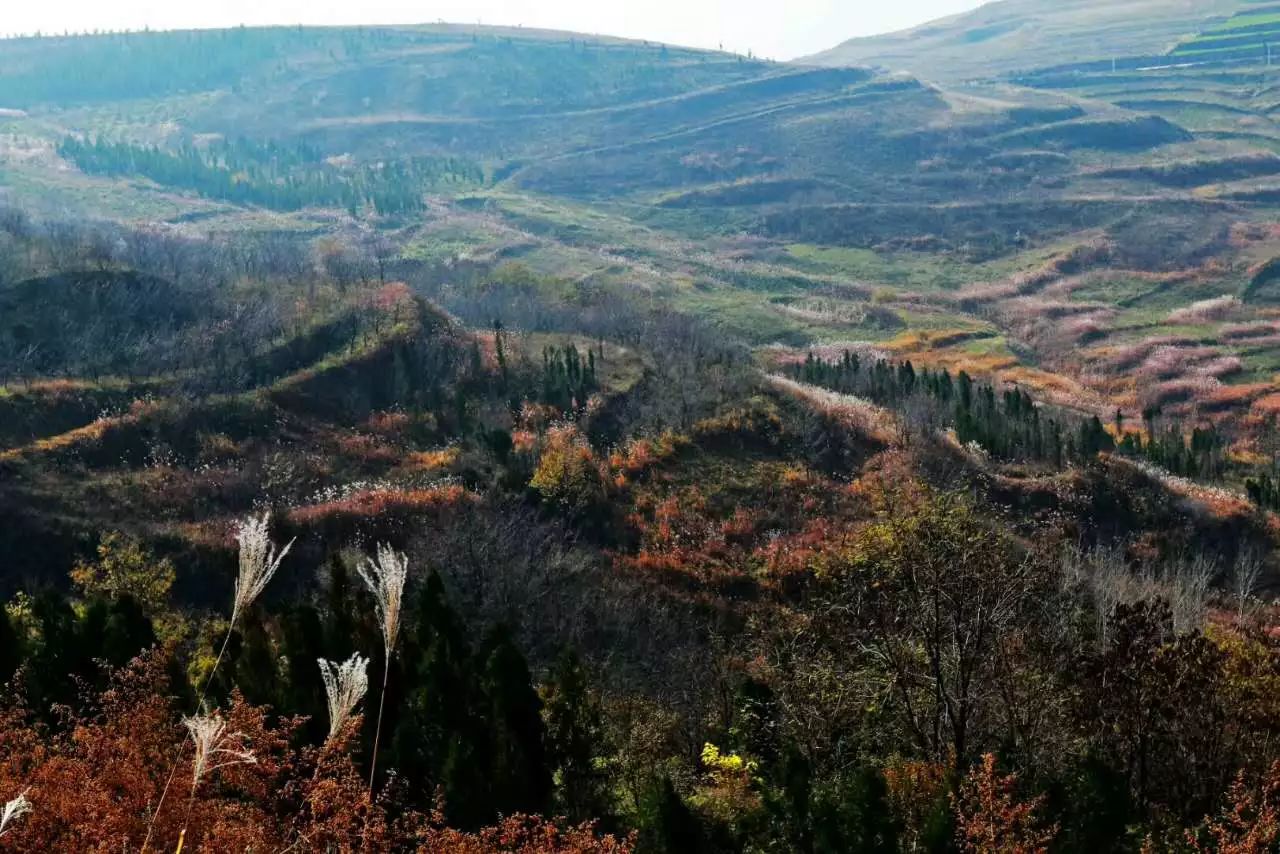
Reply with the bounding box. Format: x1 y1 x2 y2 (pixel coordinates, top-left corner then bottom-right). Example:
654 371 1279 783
805 0 1251 80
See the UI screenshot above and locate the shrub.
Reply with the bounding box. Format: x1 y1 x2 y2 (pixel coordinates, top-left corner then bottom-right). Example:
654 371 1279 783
530 425 610 522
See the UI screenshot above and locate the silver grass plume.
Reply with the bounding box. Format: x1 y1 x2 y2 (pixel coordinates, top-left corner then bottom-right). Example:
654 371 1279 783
358 544 408 657
0 790 31 838
318 653 370 740
183 712 256 794
138 514 292 854
357 543 409 793
232 513 294 624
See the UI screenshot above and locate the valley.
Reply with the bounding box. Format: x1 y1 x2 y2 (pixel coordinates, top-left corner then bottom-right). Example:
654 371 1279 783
6 5 1280 850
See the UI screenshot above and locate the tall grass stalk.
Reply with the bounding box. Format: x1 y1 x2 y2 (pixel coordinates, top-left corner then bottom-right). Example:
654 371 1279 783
174 712 257 852
141 513 292 853
357 544 408 795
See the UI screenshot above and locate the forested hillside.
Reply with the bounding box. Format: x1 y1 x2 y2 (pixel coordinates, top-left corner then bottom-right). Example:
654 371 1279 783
6 14 1280 852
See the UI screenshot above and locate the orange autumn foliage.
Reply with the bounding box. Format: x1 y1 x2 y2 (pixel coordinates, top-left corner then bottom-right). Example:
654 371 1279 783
0 650 633 853
884 757 950 851
1189 761 1280 854
424 815 635 853
607 432 688 488
953 754 1057 854
529 424 610 515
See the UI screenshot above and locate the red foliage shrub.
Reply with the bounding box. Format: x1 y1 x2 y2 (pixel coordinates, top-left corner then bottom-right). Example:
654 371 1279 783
289 484 476 542
424 814 634 853
0 651 631 853
1189 761 1280 853
953 754 1057 854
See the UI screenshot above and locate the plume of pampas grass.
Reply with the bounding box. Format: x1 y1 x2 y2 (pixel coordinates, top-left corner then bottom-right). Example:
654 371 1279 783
183 712 256 793
173 713 256 853
357 544 409 793
143 513 291 853
232 513 295 624
319 654 370 741
358 544 407 657
0 790 31 838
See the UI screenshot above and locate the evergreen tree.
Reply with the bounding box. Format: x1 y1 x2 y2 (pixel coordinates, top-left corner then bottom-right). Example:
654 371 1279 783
226 612 281 709
480 625 553 818
810 767 900 854
544 649 612 822
639 776 705 853
394 572 488 824
26 590 86 713
494 319 509 391
279 605 329 744
99 595 157 667
0 604 20 686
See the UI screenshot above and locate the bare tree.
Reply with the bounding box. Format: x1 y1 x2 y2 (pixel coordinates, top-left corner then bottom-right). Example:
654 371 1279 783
1231 549 1264 618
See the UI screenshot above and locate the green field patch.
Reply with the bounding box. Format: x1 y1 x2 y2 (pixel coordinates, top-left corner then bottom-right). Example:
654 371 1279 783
675 289 815 346
784 243 1062 293
1066 276 1166 305
1210 11 1280 32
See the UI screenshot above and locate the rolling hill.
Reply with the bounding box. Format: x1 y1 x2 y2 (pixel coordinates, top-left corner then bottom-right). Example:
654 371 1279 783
6 22 1280 510
805 0 1250 80
7 22 1280 454
9 14 1280 851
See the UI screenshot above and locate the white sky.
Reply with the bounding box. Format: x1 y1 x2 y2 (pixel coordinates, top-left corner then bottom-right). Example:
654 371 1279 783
1 1 987 60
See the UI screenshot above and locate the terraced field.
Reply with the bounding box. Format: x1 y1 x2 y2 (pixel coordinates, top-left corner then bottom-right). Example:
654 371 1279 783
1169 3 1280 66
11 23 1280 475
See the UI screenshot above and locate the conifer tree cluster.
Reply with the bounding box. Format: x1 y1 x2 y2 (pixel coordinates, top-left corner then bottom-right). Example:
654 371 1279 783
5 549 613 834
788 352 1114 465
540 343 599 411
58 135 483 214
1245 471 1280 511
1115 408 1225 481
789 352 1225 476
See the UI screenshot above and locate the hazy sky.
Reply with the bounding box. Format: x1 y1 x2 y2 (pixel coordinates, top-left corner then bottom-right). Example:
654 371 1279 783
2 1 987 60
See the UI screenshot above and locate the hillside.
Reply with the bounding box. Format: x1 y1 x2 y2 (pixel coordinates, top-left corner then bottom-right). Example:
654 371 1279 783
806 0 1249 80
8 18 1280 851
9 24 1280 503
7 23 1280 492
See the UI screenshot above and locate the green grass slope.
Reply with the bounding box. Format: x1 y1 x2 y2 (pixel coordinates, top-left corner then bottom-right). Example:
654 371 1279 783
805 0 1249 81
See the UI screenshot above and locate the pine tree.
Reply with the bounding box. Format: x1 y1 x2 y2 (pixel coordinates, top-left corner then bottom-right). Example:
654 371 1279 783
494 318 509 391
640 776 705 852
26 591 85 713
480 625 552 818
224 612 280 708
279 606 329 744
0 604 20 686
394 572 486 822
545 649 612 822
100 595 156 667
